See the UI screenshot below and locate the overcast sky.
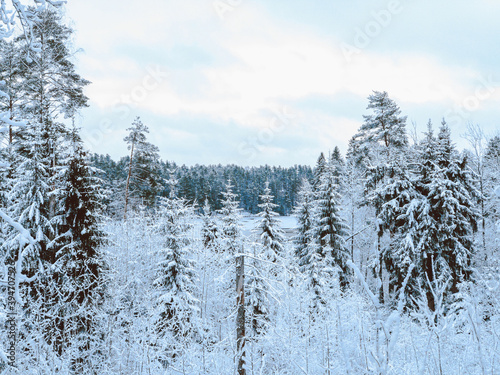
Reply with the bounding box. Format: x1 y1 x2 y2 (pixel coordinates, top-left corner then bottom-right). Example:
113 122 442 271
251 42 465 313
65 0 500 166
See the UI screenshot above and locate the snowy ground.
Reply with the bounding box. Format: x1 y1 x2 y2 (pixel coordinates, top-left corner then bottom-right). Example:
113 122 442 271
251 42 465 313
240 213 297 237
191 213 297 239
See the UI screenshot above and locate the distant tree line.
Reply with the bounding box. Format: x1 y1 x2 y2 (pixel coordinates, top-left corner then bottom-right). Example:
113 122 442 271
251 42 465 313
89 150 313 216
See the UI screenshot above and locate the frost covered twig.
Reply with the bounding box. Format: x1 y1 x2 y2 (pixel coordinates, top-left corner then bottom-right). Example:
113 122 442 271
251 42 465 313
347 260 414 374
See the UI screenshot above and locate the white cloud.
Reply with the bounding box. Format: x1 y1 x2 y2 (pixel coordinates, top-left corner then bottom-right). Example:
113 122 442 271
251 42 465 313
66 0 500 165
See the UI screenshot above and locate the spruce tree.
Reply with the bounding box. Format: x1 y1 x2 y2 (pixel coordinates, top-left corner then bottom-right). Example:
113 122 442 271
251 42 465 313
153 173 198 359
201 199 219 252
51 127 107 370
385 121 480 310
0 40 26 150
255 181 285 263
218 180 245 373
315 162 350 289
293 179 316 266
218 180 242 255
425 122 479 298
246 243 269 336
313 152 327 192
484 136 500 243
247 181 284 336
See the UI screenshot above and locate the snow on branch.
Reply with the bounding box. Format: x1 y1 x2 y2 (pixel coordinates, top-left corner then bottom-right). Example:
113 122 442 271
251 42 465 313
0 208 36 247
347 259 379 307
0 114 26 128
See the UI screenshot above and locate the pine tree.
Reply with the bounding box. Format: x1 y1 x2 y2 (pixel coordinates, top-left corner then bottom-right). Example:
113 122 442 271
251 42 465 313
353 90 408 159
19 9 89 197
1 121 54 367
123 117 160 218
426 122 479 296
377 167 420 301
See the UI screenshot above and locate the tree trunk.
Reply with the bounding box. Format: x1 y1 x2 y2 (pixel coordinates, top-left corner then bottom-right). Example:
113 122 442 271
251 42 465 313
378 236 384 305
124 142 135 220
425 255 435 312
236 252 246 375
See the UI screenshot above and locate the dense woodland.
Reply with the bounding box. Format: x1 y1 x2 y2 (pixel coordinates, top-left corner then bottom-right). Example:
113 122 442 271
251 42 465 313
89 153 313 216
0 2 500 375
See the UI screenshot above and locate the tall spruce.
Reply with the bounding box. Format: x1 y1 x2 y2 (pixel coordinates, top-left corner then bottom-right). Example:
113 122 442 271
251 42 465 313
315 161 350 289
218 180 245 374
51 127 106 370
153 172 198 358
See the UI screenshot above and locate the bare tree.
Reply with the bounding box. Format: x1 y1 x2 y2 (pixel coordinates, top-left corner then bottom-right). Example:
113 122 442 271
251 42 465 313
464 123 487 259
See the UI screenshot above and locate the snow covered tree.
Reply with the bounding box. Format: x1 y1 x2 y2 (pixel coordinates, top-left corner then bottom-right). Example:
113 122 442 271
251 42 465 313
246 243 269 337
385 121 480 310
246 181 284 337
218 180 245 374
315 162 350 289
4 121 51 272
313 152 327 192
349 91 409 304
123 117 161 218
201 198 219 252
153 173 198 359
255 181 285 263
4 11 93 365
376 166 421 302
0 40 26 147
427 122 479 295
218 180 243 256
293 178 316 266
463 123 488 259
483 135 500 257
19 9 89 190
350 90 408 164
329 146 345 187
50 127 107 371
0 121 54 370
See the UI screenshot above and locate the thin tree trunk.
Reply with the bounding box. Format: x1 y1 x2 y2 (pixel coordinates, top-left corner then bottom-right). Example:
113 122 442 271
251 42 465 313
480 176 486 260
351 198 355 262
124 142 135 220
236 251 246 375
378 236 384 305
